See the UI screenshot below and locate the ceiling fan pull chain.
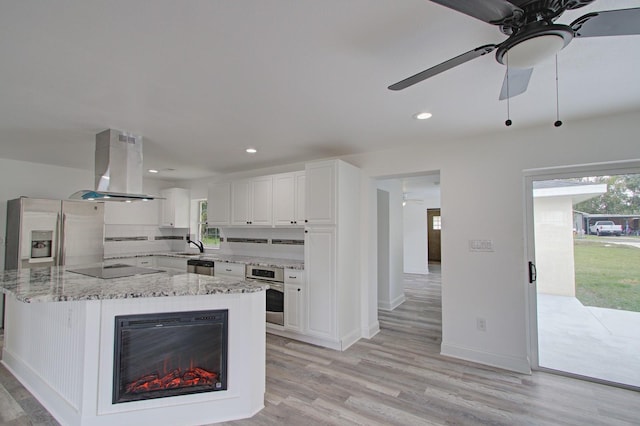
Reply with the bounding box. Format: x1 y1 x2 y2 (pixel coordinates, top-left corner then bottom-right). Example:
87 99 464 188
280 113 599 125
505 53 512 126
554 54 562 127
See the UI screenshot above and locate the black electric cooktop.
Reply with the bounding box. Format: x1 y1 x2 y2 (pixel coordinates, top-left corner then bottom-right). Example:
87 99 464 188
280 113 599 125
68 264 164 279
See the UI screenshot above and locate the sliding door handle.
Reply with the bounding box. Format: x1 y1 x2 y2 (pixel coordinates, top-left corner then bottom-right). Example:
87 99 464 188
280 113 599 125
528 261 537 284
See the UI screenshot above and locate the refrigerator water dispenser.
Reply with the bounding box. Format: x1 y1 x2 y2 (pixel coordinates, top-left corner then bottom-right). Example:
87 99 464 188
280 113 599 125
31 230 53 259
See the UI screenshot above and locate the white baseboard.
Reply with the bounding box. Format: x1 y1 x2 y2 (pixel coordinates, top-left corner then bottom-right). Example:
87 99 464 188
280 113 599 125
361 320 380 339
266 328 342 351
340 329 362 351
403 268 429 275
378 293 406 311
440 342 532 374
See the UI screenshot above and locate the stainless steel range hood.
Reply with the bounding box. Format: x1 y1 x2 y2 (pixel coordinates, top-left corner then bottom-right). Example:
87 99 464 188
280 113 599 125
70 129 159 202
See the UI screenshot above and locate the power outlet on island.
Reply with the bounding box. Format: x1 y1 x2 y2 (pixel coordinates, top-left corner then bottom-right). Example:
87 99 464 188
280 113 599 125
476 317 487 332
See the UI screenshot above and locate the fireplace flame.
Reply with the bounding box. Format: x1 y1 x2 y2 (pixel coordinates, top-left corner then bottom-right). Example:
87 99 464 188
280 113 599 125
125 367 218 394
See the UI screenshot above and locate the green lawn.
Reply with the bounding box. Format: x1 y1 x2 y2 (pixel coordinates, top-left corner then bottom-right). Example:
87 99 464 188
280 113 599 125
574 238 640 312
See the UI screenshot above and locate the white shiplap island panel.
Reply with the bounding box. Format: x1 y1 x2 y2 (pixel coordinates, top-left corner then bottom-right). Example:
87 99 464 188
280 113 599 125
0 266 266 426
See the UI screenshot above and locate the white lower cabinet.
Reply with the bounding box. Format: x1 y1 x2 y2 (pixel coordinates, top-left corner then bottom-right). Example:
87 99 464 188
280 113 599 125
284 284 304 332
135 257 156 268
156 256 188 271
103 257 136 266
304 227 335 340
215 262 245 278
284 268 305 332
106 256 157 268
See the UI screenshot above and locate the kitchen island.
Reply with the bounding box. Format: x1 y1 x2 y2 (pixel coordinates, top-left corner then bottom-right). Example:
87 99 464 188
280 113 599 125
0 265 267 426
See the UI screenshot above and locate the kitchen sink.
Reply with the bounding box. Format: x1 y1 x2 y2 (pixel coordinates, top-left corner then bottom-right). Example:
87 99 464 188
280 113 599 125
172 252 201 256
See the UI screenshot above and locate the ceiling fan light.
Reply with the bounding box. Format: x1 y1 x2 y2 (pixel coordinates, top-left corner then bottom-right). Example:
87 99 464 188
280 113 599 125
504 34 566 68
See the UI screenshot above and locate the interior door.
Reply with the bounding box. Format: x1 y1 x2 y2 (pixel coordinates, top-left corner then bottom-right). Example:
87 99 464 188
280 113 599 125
427 209 441 262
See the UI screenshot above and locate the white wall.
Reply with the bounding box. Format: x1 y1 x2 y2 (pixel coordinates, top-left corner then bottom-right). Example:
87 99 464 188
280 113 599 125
376 180 405 311
403 200 428 274
533 196 576 296
376 189 390 308
344 109 640 373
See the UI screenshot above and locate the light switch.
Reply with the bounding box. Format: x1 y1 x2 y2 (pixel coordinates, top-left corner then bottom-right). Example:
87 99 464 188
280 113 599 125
469 239 494 252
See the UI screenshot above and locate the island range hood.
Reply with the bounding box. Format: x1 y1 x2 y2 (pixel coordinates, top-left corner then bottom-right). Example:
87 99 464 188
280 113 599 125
70 129 159 202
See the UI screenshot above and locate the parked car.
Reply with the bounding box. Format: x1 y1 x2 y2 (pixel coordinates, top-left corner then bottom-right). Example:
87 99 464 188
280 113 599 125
589 221 623 236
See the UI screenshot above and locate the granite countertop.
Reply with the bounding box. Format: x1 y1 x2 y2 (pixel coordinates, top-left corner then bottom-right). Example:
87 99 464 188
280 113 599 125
105 252 305 270
0 265 268 303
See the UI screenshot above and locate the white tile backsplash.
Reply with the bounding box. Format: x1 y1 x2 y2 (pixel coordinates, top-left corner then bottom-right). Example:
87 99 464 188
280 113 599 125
104 225 186 257
213 228 304 261
104 224 305 261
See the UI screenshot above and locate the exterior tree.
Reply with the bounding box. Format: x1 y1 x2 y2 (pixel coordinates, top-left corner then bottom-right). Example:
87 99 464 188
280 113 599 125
574 174 640 215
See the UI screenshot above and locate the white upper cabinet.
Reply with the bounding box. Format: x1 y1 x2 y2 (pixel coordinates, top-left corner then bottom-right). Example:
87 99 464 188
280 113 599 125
159 188 190 228
273 171 305 226
231 180 251 225
305 160 336 225
295 172 306 225
208 182 231 226
250 176 273 225
231 176 273 226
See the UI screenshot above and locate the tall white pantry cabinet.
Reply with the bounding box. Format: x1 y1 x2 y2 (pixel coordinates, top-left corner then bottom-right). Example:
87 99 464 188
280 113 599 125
304 159 361 350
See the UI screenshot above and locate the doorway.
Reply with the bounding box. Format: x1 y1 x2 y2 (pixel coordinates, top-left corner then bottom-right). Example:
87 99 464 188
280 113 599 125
427 209 441 263
525 162 640 389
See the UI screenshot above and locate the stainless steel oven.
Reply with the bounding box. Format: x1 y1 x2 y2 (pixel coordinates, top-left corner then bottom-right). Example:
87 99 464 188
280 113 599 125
245 265 284 326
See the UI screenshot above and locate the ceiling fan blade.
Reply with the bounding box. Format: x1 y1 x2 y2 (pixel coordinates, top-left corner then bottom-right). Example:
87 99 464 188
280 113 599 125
429 0 523 25
499 67 533 100
571 7 640 37
388 44 497 91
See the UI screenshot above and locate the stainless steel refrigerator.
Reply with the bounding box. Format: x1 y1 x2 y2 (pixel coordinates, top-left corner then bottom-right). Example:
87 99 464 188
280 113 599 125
2 197 105 327
5 197 105 270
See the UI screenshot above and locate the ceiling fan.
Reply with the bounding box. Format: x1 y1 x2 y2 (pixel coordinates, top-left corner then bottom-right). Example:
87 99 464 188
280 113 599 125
388 0 640 100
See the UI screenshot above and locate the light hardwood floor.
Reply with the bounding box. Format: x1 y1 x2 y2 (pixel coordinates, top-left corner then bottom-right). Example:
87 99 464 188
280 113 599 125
1 267 639 425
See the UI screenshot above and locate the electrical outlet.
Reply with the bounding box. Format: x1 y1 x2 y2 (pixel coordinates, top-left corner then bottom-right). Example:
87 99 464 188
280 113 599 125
469 239 494 252
476 317 487 332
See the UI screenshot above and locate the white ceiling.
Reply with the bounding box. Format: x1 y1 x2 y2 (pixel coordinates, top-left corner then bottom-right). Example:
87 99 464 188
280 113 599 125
1 0 639 181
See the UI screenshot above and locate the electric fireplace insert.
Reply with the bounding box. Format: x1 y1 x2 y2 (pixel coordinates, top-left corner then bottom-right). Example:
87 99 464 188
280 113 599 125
113 309 228 404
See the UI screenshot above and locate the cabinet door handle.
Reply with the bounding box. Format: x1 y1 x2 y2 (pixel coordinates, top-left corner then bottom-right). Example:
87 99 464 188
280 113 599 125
297 288 301 292
288 276 296 279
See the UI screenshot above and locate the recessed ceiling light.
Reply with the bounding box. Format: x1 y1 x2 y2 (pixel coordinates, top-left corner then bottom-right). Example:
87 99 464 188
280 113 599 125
246 148 257 154
414 112 433 120
148 169 159 173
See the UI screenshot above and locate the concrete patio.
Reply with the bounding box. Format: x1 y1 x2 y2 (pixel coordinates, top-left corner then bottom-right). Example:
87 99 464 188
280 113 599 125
537 293 640 388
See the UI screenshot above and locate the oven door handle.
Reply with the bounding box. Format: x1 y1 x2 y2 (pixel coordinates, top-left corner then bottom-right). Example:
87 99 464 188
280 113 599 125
267 282 284 292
